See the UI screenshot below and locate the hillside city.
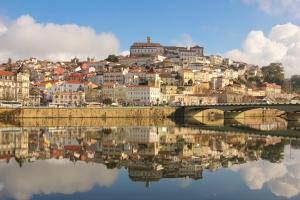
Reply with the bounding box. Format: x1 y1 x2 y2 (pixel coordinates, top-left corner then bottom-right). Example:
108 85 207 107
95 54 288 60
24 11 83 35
0 36 300 107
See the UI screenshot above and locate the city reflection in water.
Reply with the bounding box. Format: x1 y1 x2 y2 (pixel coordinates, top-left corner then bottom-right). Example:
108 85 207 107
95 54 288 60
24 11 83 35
0 118 299 200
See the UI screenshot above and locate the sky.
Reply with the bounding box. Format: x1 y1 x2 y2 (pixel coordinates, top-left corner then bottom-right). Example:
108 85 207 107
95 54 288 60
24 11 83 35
0 0 299 75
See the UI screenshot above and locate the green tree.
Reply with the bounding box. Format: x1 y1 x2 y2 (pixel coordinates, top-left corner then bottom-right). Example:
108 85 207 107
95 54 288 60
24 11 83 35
105 55 119 63
261 63 285 85
261 143 284 163
291 75 300 92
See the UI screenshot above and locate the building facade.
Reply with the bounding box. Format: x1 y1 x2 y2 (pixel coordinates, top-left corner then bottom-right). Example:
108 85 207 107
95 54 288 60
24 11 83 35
130 37 164 57
52 91 85 106
0 70 30 103
126 85 160 106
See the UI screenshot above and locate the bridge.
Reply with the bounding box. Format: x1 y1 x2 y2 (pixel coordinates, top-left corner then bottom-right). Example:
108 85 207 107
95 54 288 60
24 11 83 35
181 103 300 120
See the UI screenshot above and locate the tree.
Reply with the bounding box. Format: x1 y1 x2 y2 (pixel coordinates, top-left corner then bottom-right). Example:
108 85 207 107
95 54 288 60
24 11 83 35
261 143 284 163
261 63 285 85
105 55 119 63
291 75 300 92
103 98 112 105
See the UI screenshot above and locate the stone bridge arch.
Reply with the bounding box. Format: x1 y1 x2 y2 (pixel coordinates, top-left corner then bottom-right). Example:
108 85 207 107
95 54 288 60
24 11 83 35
183 104 300 120
184 107 224 118
228 107 286 119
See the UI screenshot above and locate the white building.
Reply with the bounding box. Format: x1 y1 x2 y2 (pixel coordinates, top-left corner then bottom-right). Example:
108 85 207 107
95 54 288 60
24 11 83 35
126 85 160 106
164 46 204 62
209 55 223 65
103 71 127 84
223 58 233 66
125 127 159 144
224 69 239 80
101 82 127 103
210 77 230 90
124 73 140 85
52 91 85 106
0 70 30 103
130 37 164 57
48 80 84 99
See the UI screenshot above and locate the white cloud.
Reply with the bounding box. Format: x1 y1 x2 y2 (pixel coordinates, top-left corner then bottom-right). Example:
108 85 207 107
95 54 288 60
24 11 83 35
0 15 120 62
231 160 287 190
0 159 118 200
172 33 196 48
120 50 130 56
179 178 193 188
231 146 300 198
224 22 300 77
268 176 300 198
243 0 300 19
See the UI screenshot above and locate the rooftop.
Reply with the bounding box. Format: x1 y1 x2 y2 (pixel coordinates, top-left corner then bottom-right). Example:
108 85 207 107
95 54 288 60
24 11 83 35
0 70 15 76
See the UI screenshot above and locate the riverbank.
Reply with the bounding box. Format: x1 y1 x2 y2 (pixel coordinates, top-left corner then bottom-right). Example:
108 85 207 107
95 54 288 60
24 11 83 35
0 107 178 119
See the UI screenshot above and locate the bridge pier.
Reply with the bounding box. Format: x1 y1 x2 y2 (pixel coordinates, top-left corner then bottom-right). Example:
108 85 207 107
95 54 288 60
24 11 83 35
286 112 300 121
224 110 242 119
183 104 300 121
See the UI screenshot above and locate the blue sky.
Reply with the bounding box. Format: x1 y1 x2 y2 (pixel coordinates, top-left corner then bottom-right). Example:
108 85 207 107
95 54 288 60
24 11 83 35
0 0 298 54
0 0 299 75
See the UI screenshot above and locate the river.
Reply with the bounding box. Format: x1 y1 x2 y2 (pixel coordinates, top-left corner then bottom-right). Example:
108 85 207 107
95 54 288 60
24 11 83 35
0 117 299 200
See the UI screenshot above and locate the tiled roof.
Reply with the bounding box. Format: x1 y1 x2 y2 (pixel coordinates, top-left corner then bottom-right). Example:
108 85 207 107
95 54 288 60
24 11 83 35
66 80 81 84
131 42 162 48
0 70 15 76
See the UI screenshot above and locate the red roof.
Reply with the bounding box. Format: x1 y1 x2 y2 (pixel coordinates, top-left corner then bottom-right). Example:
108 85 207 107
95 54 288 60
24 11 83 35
126 85 151 88
0 70 15 76
64 145 81 151
69 73 84 78
53 66 65 75
67 80 81 84
262 83 281 89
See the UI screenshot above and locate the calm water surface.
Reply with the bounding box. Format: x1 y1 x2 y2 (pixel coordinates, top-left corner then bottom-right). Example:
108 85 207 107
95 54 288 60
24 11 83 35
0 117 299 200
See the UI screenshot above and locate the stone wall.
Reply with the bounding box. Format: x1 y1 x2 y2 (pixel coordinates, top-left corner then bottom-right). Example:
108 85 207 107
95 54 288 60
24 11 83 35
0 107 177 119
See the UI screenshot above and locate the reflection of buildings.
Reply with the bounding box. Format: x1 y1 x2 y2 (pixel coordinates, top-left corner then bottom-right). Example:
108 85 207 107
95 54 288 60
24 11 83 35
235 117 288 131
0 128 29 165
0 126 289 186
45 127 87 147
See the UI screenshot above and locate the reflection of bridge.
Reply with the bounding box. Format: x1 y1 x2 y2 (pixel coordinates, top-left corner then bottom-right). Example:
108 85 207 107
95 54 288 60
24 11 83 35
184 124 300 138
181 103 300 120
180 109 300 137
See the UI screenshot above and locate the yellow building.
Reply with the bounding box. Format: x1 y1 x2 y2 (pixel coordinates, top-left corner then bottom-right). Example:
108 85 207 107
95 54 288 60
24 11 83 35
161 85 177 95
179 68 194 86
224 84 246 94
192 82 210 94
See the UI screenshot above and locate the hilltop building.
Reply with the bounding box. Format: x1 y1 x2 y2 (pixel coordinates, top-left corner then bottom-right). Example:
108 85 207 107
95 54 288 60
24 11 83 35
130 37 204 63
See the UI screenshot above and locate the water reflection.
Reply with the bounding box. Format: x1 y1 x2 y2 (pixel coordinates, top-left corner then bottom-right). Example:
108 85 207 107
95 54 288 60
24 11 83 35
0 159 117 200
232 145 300 198
0 118 299 200
233 117 288 131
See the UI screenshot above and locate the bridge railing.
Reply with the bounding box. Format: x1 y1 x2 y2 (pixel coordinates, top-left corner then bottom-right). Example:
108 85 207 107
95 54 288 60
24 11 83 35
183 102 300 107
